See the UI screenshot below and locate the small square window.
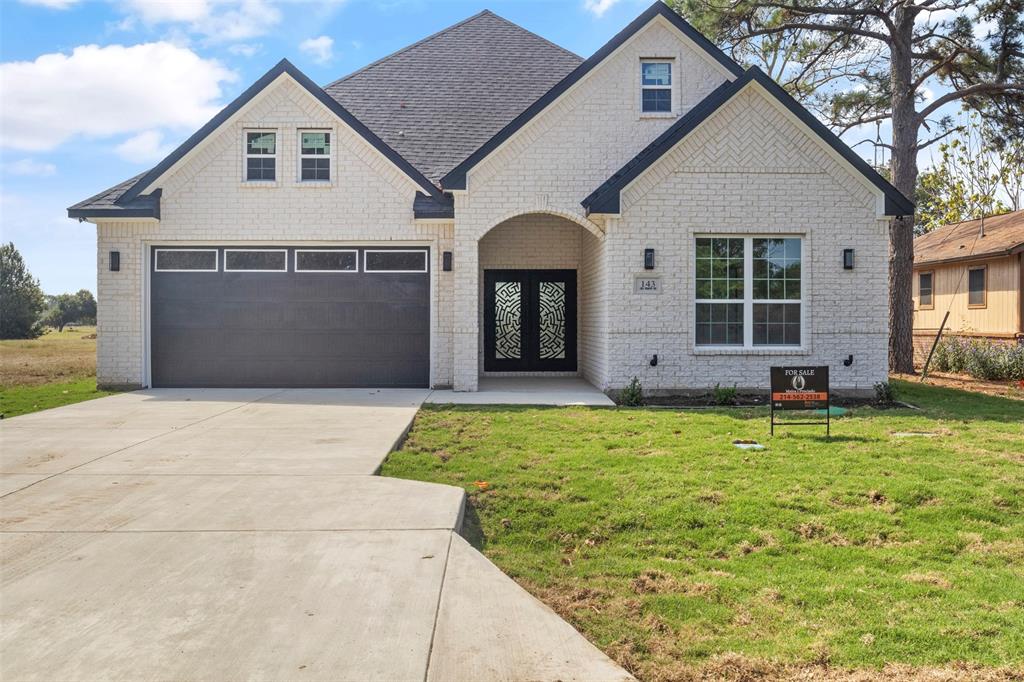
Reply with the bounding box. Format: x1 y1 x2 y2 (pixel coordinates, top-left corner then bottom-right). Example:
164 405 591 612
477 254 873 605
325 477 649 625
641 61 672 113
245 131 276 182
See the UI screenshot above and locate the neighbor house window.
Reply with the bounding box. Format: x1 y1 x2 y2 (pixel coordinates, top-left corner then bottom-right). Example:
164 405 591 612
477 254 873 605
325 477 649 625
695 236 803 348
245 131 276 181
918 272 934 309
224 249 287 272
299 131 331 182
968 266 986 307
641 61 672 113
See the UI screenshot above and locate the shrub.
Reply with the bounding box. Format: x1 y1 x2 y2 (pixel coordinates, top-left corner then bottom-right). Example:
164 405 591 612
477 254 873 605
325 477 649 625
712 383 737 406
620 376 644 407
873 381 897 403
929 337 1024 381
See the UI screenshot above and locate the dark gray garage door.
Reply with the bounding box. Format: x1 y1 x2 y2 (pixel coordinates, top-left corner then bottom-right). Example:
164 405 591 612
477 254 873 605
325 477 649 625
150 246 429 388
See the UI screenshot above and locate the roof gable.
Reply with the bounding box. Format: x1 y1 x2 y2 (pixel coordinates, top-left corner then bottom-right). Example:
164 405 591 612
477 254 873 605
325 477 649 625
111 59 438 210
582 67 915 217
325 10 583 185
439 1 744 191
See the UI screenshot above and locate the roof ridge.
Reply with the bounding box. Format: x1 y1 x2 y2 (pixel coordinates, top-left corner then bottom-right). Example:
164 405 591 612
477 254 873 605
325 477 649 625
324 9 512 89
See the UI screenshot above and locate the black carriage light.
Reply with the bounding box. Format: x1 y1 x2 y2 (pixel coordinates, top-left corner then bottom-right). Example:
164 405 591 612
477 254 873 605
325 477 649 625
843 248 855 270
109 251 120 272
644 248 655 270
442 251 453 272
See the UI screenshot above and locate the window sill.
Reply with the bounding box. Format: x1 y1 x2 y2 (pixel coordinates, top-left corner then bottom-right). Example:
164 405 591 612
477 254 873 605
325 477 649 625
639 112 677 119
295 181 334 188
693 346 810 356
240 181 279 188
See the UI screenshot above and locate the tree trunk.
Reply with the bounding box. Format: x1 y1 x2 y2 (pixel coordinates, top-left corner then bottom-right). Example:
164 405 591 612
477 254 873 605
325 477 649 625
887 13 919 375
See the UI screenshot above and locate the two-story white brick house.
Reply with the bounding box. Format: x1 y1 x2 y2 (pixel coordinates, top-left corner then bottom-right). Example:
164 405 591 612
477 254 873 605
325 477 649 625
68 2 913 394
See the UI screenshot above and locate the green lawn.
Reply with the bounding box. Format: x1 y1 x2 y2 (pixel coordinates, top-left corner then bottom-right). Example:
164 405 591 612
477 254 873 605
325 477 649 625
381 381 1024 679
0 377 114 419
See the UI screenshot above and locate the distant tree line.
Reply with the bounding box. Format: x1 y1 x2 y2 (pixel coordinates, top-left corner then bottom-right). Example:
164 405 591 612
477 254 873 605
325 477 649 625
0 242 96 339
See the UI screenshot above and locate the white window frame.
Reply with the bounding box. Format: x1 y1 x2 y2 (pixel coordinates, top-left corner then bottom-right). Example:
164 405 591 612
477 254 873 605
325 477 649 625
297 129 332 184
694 235 805 351
640 59 674 116
363 249 429 274
154 248 219 273
294 249 359 273
223 248 288 273
243 129 277 184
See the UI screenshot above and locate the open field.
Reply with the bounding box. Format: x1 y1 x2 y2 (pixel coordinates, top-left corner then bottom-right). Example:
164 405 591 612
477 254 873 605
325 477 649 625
382 380 1024 681
0 327 112 418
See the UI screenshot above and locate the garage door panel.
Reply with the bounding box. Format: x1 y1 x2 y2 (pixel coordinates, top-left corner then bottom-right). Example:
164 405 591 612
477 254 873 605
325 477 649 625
151 246 429 388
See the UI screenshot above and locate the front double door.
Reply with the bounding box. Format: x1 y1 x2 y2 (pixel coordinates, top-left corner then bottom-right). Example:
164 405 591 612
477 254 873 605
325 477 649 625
484 269 577 372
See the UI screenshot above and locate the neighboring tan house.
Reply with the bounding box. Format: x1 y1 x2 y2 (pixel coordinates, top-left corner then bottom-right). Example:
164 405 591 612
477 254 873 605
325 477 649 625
68 2 913 394
913 210 1024 362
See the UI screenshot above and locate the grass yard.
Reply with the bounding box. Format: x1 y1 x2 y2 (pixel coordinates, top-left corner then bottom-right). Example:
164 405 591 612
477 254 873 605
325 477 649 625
382 381 1024 680
0 327 113 418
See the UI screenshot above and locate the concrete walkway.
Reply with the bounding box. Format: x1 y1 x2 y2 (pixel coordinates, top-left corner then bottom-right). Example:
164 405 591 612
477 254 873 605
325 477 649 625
428 376 615 406
0 389 631 681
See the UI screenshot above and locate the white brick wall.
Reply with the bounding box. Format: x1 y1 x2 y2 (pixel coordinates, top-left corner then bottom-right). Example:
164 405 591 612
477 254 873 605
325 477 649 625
94 75 454 388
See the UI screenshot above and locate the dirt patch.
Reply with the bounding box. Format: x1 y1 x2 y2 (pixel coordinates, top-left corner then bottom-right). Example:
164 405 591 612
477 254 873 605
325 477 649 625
894 371 1024 401
904 572 953 590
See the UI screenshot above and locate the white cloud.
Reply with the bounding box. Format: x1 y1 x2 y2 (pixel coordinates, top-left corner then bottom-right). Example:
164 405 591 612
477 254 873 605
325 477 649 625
0 42 236 152
119 0 282 42
228 43 261 57
18 0 80 8
299 36 334 64
114 130 175 162
583 0 621 18
4 158 57 177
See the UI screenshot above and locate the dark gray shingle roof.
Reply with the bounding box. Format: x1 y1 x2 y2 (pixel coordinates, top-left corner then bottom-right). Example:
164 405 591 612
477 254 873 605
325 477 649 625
325 10 583 184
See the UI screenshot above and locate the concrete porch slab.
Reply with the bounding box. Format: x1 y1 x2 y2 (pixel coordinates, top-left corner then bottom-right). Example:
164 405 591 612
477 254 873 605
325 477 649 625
1 529 451 682
427 377 615 406
0 475 465 532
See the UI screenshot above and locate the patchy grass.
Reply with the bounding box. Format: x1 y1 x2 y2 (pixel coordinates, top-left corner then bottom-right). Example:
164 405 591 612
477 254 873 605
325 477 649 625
0 326 97 386
382 380 1024 680
0 327 112 417
896 371 1024 401
0 378 114 419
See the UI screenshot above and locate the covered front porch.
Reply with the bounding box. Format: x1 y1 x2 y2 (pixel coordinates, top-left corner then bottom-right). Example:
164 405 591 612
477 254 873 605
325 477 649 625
451 211 608 392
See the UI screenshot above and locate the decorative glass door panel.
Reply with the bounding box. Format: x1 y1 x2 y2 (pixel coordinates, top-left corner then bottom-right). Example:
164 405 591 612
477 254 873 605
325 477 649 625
484 270 576 372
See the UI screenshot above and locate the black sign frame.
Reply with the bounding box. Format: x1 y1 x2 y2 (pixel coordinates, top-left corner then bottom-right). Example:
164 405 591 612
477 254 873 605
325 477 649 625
769 366 830 438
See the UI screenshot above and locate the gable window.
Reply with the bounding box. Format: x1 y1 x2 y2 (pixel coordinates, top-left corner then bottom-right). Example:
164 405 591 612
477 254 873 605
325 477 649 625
299 131 331 182
245 131 276 182
918 272 934 309
968 266 986 308
695 236 803 348
641 61 672 113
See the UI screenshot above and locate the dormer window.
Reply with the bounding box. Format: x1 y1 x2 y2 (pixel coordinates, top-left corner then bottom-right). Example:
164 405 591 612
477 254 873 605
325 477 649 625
299 131 331 182
641 61 672 114
245 131 276 181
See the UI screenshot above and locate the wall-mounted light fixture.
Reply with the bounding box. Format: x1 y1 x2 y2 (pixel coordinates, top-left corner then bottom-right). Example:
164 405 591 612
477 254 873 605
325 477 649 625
843 248 855 270
442 251 453 272
109 251 120 272
644 248 655 270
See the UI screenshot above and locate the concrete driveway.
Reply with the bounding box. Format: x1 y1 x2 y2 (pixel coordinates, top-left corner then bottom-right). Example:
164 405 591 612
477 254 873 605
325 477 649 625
0 389 631 682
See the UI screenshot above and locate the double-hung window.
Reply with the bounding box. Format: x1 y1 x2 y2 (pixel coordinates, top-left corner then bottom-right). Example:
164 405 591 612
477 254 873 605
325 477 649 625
245 131 276 182
918 272 934 309
968 266 986 307
695 236 804 348
299 130 331 182
641 60 672 113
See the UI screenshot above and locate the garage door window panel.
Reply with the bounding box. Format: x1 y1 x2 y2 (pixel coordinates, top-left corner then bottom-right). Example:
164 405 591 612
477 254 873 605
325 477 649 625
225 249 288 272
155 249 218 272
296 250 357 272
364 250 428 273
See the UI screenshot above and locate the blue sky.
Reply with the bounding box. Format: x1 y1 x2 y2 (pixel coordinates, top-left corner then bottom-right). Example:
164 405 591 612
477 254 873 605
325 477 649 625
0 0 960 294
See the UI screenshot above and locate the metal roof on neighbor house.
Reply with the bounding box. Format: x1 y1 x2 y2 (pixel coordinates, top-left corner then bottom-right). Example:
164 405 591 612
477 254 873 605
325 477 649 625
914 209 1024 266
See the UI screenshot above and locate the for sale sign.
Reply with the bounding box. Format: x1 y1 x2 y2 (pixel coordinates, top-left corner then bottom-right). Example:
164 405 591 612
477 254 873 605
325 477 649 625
770 366 829 410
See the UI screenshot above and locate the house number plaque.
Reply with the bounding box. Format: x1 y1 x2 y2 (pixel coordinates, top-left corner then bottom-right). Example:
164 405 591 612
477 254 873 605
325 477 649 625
633 276 661 294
